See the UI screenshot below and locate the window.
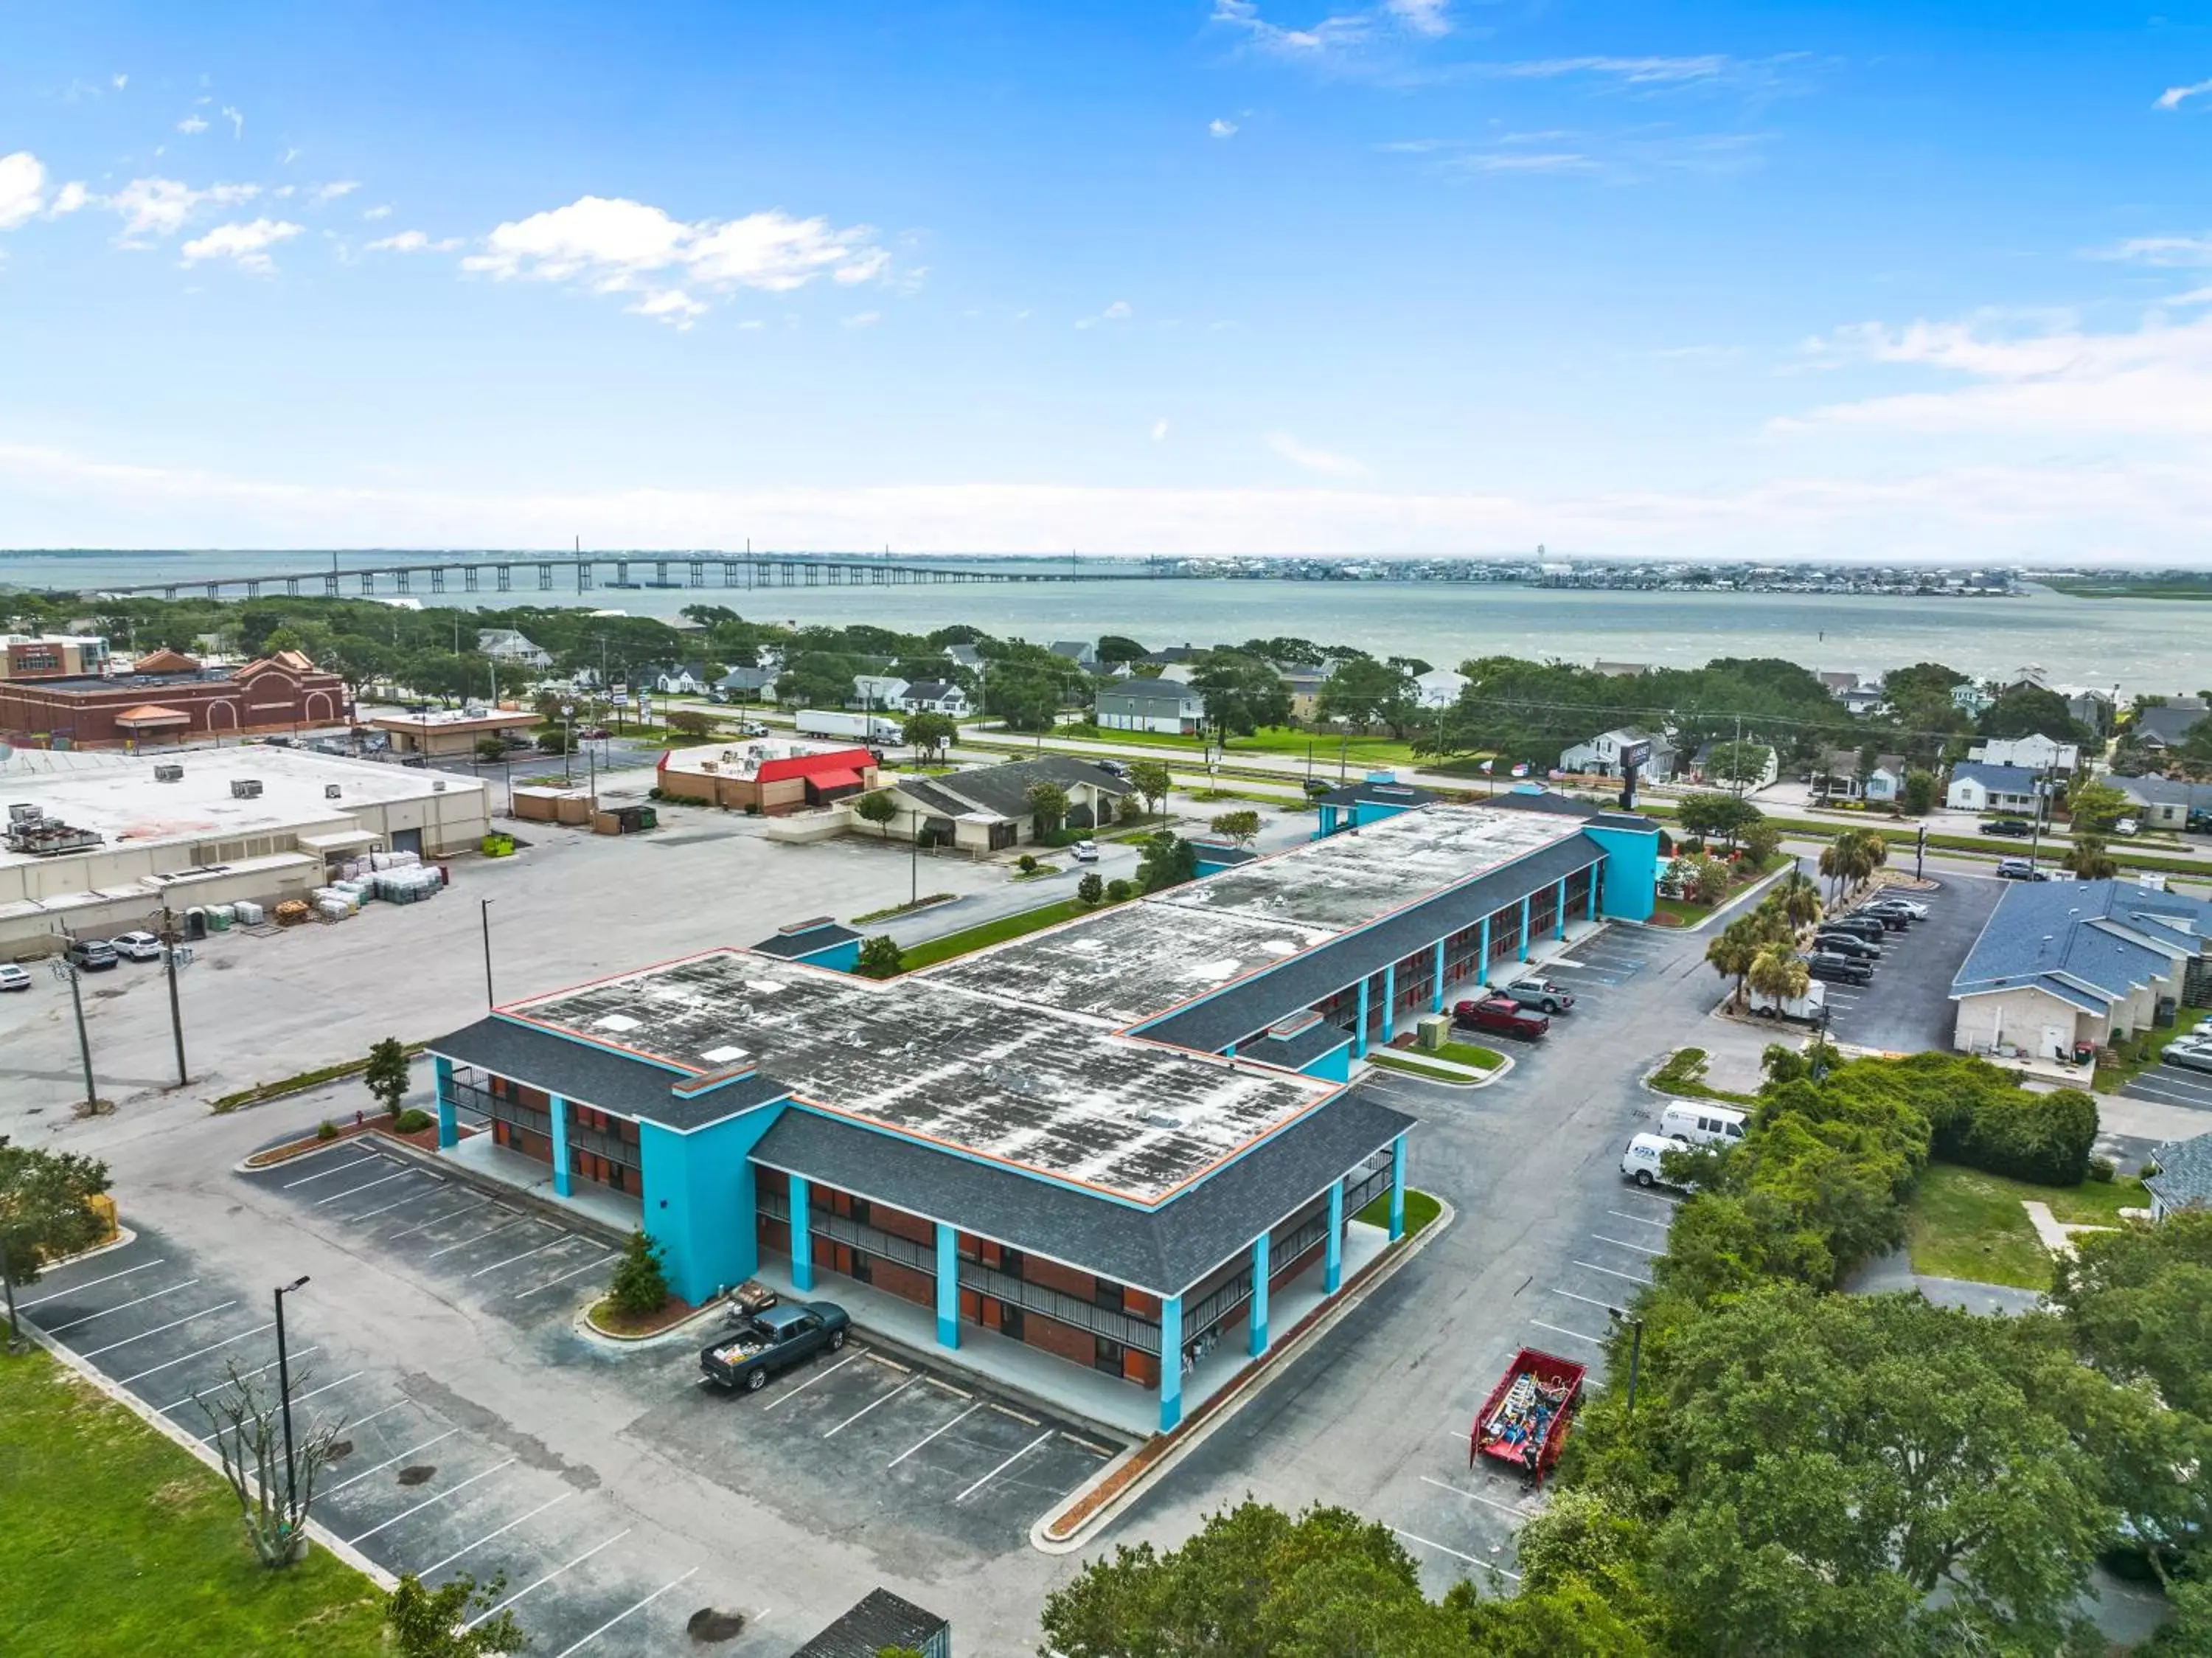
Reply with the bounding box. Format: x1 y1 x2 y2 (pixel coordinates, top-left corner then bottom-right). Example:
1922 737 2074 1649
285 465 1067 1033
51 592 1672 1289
1094 1336 1125 1376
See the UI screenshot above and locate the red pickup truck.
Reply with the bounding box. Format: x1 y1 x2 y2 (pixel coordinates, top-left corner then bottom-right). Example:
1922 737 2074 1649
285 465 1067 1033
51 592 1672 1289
1454 995 1551 1041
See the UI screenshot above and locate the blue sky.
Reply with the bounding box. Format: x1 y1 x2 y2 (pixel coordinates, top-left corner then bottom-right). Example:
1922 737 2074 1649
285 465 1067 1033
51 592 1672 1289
3 1 2210 561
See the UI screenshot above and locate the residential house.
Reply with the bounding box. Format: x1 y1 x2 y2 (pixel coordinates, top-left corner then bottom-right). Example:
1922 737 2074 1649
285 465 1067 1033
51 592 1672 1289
1281 666 1332 722
1817 670 1866 698
2145 1133 2212 1222
476 628 552 669
1949 877 2212 1061
1809 749 1907 802
873 754 1133 854
1945 761 2043 816
2132 699 2211 755
1968 734 2081 777
1097 677 1206 735
1842 685 1885 718
851 673 910 711
714 665 779 702
1592 661 1650 677
2112 774 2208 833
1558 726 1678 783
1691 740 1778 791
942 642 984 673
1413 667 1469 709
2063 687 2117 736
1141 645 1199 669
641 663 711 696
1049 640 1099 671
899 679 971 718
1951 682 1997 717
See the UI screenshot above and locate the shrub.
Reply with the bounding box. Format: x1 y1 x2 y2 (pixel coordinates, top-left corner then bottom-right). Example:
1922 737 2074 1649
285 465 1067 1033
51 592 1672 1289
316 1119 340 1142
857 934 904 977
608 1229 669 1316
1017 853 1038 874
392 1107 432 1134
1105 878 1133 902
2087 1156 2115 1184
1077 872 1105 906
1933 1082 2099 1185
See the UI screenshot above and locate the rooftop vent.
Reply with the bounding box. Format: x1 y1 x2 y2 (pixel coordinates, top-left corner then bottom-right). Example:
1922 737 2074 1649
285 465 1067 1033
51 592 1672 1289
1267 1009 1324 1040
229 779 262 799
431 780 447 792
1144 1110 1186 1131
153 764 184 783
324 784 342 799
777 916 837 935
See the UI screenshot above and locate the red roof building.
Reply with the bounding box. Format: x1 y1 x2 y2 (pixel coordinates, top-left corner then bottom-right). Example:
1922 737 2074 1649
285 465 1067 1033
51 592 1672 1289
656 739 880 814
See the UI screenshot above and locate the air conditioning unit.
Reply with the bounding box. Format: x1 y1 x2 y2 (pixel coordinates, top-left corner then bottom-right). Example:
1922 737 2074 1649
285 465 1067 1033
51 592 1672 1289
154 764 184 783
324 784 342 799
431 780 447 792
230 778 262 799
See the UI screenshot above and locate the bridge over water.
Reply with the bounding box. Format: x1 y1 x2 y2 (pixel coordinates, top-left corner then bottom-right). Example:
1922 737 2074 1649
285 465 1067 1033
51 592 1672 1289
97 552 1183 602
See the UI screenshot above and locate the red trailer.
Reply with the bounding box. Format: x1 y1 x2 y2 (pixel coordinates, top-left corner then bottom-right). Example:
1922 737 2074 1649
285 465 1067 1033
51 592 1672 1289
1470 1347 1586 1485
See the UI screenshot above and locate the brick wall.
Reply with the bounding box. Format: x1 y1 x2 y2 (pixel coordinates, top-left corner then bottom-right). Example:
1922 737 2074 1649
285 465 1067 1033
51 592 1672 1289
1022 1309 1096 1368
869 1257 935 1310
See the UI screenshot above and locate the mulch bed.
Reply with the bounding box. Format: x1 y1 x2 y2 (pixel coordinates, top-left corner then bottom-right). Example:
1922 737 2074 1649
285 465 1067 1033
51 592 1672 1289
585 1294 702 1338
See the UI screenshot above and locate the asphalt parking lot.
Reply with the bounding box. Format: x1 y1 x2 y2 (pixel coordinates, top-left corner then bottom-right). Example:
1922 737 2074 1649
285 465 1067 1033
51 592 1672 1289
2119 1053 2212 1114
1812 875 1998 1055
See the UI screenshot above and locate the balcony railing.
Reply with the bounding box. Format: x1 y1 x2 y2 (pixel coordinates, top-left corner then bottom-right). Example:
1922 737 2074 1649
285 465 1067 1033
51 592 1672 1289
450 1079 547 1140
1184 1269 1253 1343
759 1192 936 1275
566 1120 634 1168
957 1261 1161 1353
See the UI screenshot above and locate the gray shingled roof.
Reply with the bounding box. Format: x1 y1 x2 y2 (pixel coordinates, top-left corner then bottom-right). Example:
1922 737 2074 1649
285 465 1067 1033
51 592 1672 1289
915 754 1130 820
1100 678 1202 706
1951 760 2041 794
2147 1133 2212 1213
2135 704 2210 747
430 1016 791 1131
1950 878 2212 1010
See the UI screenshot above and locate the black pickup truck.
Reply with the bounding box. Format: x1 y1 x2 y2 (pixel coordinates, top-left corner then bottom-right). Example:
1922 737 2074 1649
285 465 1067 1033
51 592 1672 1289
700 1300 850 1393
1978 819 2033 837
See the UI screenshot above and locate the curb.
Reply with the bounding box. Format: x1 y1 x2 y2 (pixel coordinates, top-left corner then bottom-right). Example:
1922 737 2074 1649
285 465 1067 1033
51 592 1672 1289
573 1297 728 1348
1030 1197 1456 1555
1363 1052 1516 1090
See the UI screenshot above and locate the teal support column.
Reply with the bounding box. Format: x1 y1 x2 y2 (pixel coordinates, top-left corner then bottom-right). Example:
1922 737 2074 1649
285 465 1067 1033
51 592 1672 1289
1388 1134 1408 1241
1477 918 1491 985
433 1055 458 1148
1555 878 1568 940
1590 860 1601 919
790 1174 815 1291
1380 965 1397 1044
1518 895 1532 961
934 1223 959 1349
1354 977 1370 1058
1324 1179 1345 1291
549 1095 572 1197
1430 938 1446 1012
1249 1234 1272 1356
1159 1294 1185 1432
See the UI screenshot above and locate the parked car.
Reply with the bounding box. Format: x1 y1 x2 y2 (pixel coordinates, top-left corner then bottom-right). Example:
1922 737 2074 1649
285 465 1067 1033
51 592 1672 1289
699 1300 851 1393
2115 817 2141 836
1093 757 1129 778
1071 839 1100 862
109 931 164 962
1498 979 1575 1015
0 962 30 992
2164 1046 2212 1077
1820 916 1889 942
1847 905 1910 932
1621 1132 1691 1190
1859 899 1921 926
1867 895 1930 919
1454 996 1551 1041
1660 1101 1747 1147
734 721 769 738
63 938 119 971
1804 952 1872 986
1812 932 1884 962
1995 859 2048 881
578 726 612 740
1979 819 2033 837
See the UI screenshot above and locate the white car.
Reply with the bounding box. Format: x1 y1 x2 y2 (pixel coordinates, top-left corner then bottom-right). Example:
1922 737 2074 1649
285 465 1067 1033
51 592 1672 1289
1071 839 1100 862
2115 817 2141 837
1621 1132 1694 1190
0 962 30 992
110 931 165 962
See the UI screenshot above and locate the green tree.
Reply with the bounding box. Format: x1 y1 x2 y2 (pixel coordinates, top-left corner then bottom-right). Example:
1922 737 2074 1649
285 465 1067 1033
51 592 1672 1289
0 1141 112 1347
1700 740 1773 788
475 735 507 763
666 707 714 738
1818 828 1879 903
364 1037 411 1119
1901 768 1938 815
1095 634 1148 667
1127 760 1172 824
1189 650 1292 740
858 934 904 977
2051 1210 2212 1421
1077 871 1105 906
1316 656 1419 738
983 658 1066 731
607 1228 669 1316
900 710 957 761
1740 818 1783 866
852 789 900 839
1677 791 1763 849
1705 917 1762 1010
1208 808 1260 847
2062 832 2118 880
1136 831 1199 892
1765 868 1823 932
1978 684 2099 748
2065 778 2127 834
1746 941 1809 1010
385 1572 527 1657
1025 780 1071 834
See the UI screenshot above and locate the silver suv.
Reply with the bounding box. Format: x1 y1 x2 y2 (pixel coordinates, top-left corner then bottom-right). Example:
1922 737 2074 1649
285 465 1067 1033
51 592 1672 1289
1498 978 1574 1015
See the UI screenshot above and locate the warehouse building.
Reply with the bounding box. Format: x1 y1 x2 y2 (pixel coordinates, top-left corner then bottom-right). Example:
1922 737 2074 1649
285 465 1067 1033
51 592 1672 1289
423 801 1660 1432
0 746 488 957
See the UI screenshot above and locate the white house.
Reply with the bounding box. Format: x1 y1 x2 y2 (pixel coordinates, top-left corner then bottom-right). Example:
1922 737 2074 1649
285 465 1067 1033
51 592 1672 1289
476 628 552 669
1946 762 2042 815
1968 735 2082 777
852 673 910 710
1413 667 1469 709
1691 740 1778 791
1096 677 1206 734
1559 726 1678 783
643 663 711 696
2113 774 2204 833
900 679 972 718
1951 683 1996 716
2145 1133 2212 1221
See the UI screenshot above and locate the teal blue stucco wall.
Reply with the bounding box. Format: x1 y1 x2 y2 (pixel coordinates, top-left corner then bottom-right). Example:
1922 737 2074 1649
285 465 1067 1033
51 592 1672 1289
638 1096 790 1305
1583 822 1661 922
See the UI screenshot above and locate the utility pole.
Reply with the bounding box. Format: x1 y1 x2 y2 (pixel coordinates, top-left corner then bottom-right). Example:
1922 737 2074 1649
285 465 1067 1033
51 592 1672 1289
2028 768 2049 875
480 898 495 1007
159 904 187 1086
52 956 98 1112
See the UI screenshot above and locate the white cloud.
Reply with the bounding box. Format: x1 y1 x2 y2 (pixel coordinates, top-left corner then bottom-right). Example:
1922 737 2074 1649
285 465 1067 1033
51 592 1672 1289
630 288 709 327
841 310 881 328
1209 117 1239 138
112 73 128 90
1385 0 1450 36
179 217 302 273
1152 419 1171 442
363 204 392 221
177 115 209 135
106 176 261 240
1076 299 1133 329
2155 77 2212 111
366 229 462 254
460 195 886 322
313 181 360 204
222 106 244 139
280 146 302 166
2091 233 2212 267
1452 150 1599 175
1489 54 1735 84
1267 431 1369 477
50 180 87 216
1211 0 1371 58
0 152 46 229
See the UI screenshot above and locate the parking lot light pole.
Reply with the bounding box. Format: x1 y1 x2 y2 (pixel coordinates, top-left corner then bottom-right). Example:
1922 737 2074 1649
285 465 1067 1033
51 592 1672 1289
274 1276 310 1525
159 904 187 1086
480 898 495 1008
1607 1308 1645 1415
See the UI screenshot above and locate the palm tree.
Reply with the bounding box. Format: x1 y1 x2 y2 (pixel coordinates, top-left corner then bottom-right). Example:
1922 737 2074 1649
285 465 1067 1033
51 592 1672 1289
1746 941 1810 1012
1767 869 1823 934
1705 918 1762 1010
1819 830 1878 903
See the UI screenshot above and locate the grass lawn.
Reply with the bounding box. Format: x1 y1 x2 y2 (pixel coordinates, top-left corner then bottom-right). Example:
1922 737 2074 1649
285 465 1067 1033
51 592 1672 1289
1647 1047 1758 1106
1650 896 1714 927
1356 1187 1442 1238
0 1347 387 1657
1433 1040 1505 1069
894 896 1102 971
2096 1006 2210 1092
1371 1052 1484 1085
1905 1162 2152 1291
1060 724 1430 769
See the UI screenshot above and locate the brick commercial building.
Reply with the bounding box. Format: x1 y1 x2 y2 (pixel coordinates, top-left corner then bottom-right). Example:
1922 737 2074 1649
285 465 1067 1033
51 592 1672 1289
425 800 1661 1430
0 648 348 749
655 738 880 814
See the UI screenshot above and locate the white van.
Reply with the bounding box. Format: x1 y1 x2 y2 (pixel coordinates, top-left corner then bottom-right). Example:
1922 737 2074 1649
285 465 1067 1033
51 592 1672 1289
1621 1133 1688 1190
1660 1101 1747 1147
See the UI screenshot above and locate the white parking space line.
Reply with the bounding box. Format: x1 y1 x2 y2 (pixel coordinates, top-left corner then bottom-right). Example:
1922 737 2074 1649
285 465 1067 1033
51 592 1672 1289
1419 1474 1531 1519
383 1203 482 1244
330 1427 461 1493
316 1396 408 1435
552 1565 699 1657
19 1258 167 1310
419 1491 574 1579
462 1529 632 1628
887 1401 983 1468
513 1253 617 1299
282 1154 386 1188
1551 1288 1619 1314
468 1237 573 1279
1590 1233 1664 1257
161 1347 318 1412
200 1372 371 1440
118 1320 277 1386
956 1429 1055 1502
1391 1526 1517 1578
78 1300 241 1358
1605 1210 1672 1228
823 1376 919 1439
316 1169 421 1206
341 1187 447 1223
44 1279 202 1334
346 1456 517 1544
1571 1259 1653 1286
2127 1078 2212 1106
762 1350 866 1410
423 1215 538 1260
1531 1319 1604 1347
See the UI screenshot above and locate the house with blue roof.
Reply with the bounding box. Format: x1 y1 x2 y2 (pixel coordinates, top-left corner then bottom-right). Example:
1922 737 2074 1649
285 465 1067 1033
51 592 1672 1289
1949 877 2212 1062
1945 760 2043 816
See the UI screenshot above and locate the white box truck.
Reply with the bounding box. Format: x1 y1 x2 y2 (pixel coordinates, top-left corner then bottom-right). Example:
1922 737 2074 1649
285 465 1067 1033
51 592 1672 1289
795 709 905 743
1748 979 1826 1022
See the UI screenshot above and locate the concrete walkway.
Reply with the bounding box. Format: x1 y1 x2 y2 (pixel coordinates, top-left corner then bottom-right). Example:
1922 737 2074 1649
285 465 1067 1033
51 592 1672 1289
2020 1200 2115 1259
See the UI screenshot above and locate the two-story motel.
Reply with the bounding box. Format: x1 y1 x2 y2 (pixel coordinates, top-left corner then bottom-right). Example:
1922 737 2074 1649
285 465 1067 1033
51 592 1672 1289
425 792 1660 1433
